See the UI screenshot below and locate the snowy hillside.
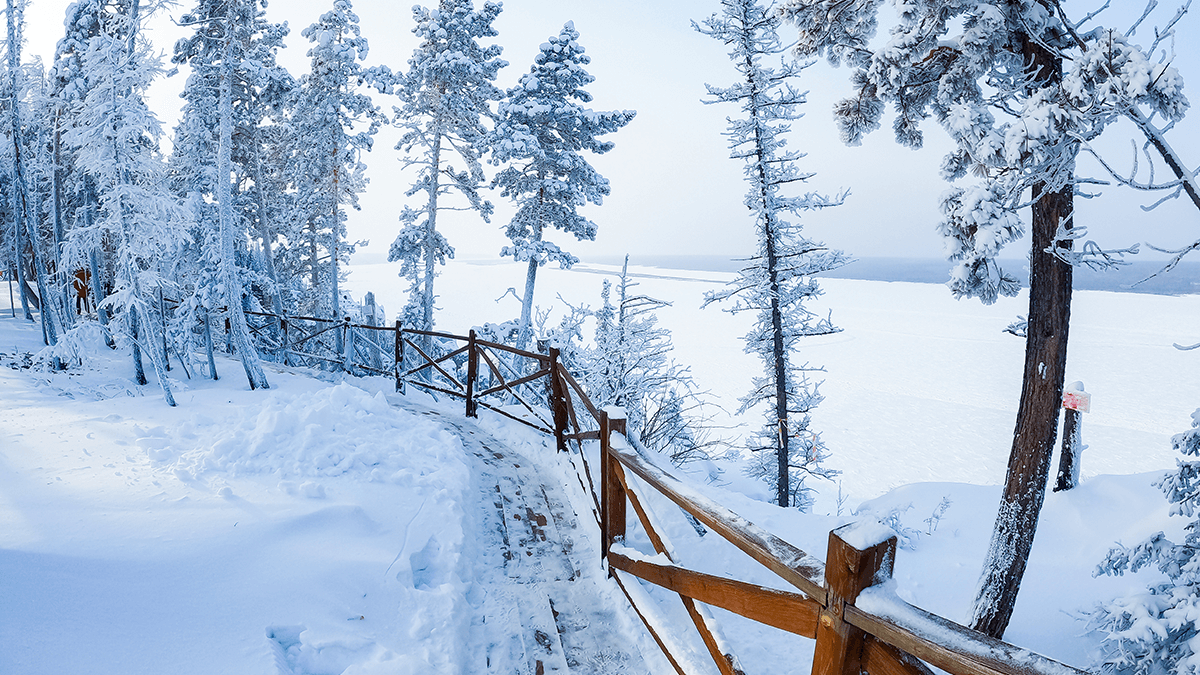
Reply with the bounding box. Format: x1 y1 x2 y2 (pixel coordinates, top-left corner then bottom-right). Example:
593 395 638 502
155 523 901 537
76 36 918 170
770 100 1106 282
3 270 1199 673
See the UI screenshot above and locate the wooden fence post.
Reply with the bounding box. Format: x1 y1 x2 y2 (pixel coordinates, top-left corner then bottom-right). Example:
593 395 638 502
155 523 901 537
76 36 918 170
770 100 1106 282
465 329 479 418
601 408 629 571
159 288 170 371
394 320 404 394
1055 382 1086 492
1055 407 1082 492
280 318 290 366
813 523 897 675
342 319 353 372
548 347 569 453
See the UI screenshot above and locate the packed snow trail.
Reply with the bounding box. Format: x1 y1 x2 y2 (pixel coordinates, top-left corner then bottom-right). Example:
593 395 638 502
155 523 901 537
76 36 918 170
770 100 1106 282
392 396 658 674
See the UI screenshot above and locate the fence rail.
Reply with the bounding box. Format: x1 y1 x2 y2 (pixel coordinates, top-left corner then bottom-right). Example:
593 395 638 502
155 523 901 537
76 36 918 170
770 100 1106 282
214 308 1087 675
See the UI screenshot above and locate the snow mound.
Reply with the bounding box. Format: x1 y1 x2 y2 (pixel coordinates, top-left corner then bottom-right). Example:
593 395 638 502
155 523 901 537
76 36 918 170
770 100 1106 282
163 383 460 482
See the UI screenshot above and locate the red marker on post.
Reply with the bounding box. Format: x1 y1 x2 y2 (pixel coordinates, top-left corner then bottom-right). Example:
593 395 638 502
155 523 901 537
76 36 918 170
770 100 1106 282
1055 382 1088 491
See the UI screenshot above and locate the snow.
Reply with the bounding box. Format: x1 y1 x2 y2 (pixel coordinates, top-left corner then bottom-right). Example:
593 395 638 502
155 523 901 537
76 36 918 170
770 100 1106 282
3 260 1200 673
837 519 897 551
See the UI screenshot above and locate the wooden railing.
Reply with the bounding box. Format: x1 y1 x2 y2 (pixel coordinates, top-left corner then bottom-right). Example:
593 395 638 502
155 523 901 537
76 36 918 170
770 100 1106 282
227 314 1088 675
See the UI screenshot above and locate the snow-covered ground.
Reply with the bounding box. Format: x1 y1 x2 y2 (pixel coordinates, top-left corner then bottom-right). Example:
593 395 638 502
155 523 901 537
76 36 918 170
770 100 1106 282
2 262 1198 673
346 257 1200 502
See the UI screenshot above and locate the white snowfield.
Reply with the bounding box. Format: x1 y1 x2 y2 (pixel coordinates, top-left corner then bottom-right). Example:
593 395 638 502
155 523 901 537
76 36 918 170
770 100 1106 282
2 265 1200 673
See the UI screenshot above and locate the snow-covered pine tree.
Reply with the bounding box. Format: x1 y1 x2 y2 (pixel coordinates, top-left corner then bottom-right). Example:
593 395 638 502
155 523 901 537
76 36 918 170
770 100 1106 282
170 0 296 388
780 0 1190 637
284 0 381 354
62 0 187 405
377 0 504 347
490 22 635 350
5 0 66 347
696 0 847 509
171 0 292 311
25 62 74 335
1092 409 1200 675
586 256 710 467
55 3 127 350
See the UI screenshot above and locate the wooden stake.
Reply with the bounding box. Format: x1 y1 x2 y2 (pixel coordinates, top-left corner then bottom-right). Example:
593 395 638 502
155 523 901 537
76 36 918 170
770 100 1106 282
548 347 569 452
281 318 290 366
1055 397 1083 492
601 409 628 571
465 330 479 418
394 320 404 394
813 524 896 675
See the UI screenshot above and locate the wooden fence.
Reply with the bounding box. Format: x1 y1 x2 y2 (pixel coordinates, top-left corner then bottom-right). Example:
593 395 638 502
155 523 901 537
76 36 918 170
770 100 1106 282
227 313 1088 675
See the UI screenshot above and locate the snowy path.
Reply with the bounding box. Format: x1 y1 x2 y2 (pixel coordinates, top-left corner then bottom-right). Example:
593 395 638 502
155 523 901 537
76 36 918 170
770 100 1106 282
395 398 656 674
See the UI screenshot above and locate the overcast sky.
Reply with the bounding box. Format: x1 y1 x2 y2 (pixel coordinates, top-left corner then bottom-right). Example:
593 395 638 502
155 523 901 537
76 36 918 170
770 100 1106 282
17 0 1200 265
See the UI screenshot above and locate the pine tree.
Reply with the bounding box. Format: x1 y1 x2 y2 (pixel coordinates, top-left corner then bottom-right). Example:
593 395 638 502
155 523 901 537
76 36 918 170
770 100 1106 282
1092 409 1200 675
62 0 187 405
5 0 66 345
696 0 847 510
780 0 1190 636
586 257 711 467
284 0 382 349
378 0 504 345
490 22 635 349
170 0 296 388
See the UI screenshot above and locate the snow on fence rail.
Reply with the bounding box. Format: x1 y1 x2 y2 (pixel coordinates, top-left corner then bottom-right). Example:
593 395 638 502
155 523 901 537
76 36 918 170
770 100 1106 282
219 308 1088 675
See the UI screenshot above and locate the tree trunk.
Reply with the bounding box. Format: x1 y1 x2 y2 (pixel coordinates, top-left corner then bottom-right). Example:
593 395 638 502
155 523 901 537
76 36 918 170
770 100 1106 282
130 304 148 385
217 20 268 390
203 307 218 380
969 31 1074 637
421 131 443 360
518 239 539 350
13 226 31 320
86 180 114 348
766 228 790 509
52 113 72 331
517 184 546 351
251 134 285 321
8 0 62 353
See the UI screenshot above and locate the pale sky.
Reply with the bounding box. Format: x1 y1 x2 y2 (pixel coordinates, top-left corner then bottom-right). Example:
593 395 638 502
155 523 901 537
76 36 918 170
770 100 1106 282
17 0 1200 264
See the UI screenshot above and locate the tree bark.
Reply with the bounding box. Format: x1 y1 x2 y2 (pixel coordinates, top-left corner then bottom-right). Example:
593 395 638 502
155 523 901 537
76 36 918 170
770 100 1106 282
969 26 1074 638
421 130 442 361
217 18 268 390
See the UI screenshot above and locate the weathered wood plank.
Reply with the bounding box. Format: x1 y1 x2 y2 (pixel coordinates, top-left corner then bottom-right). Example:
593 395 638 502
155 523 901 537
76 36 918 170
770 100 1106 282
472 400 553 435
863 637 935 675
401 328 466 341
813 528 895 675
609 552 821 639
843 602 1087 675
611 464 742 675
475 338 553 362
404 380 466 401
476 367 552 399
401 339 467 390
609 569 692 675
564 430 600 442
607 438 827 604
559 368 600 422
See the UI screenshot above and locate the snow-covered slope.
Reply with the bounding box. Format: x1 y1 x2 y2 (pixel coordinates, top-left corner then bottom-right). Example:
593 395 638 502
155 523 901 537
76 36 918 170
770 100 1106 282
0 313 663 674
